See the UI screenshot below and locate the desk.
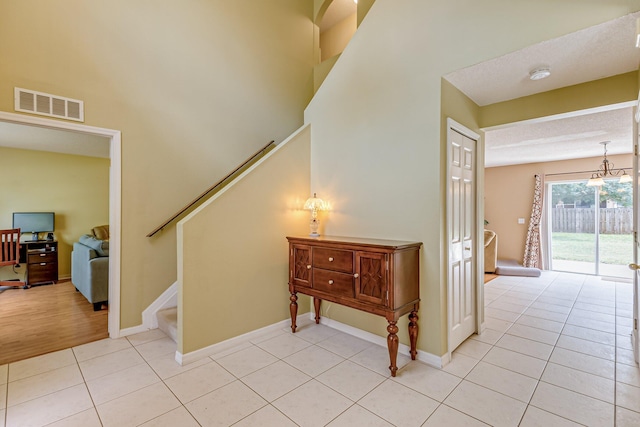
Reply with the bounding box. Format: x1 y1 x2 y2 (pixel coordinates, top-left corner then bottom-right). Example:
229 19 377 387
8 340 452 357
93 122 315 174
287 235 422 377
20 240 58 287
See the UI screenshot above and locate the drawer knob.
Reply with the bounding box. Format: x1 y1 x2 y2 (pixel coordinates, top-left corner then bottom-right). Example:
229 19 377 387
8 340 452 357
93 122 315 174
328 280 334 285
328 257 334 262
40 262 46 266
307 265 312 270
353 273 359 278
40 253 46 257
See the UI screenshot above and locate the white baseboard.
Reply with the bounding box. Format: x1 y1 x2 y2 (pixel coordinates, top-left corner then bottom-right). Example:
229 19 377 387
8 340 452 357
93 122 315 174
118 324 152 337
316 314 445 369
176 314 309 365
141 281 178 329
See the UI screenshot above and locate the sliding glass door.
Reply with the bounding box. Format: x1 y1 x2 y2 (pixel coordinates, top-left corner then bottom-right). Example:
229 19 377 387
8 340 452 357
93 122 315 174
549 179 633 278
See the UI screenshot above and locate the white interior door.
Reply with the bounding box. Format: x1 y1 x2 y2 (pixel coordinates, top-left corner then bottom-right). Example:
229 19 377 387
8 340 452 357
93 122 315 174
447 120 478 352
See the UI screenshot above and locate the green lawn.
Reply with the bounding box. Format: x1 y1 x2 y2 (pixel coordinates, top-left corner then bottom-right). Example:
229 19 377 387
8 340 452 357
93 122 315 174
552 232 633 265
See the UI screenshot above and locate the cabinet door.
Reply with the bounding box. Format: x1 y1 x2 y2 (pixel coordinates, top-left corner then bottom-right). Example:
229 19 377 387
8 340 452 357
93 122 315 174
291 244 312 288
355 252 388 306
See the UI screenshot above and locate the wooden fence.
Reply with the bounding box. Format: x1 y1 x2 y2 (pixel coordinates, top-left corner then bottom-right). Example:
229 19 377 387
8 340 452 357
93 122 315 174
552 207 633 234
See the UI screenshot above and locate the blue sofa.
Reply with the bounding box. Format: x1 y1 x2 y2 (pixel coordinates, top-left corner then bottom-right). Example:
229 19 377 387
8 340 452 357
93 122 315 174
71 232 109 311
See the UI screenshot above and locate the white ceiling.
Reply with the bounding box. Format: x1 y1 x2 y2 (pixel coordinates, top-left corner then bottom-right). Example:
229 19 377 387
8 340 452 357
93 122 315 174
0 120 110 158
445 12 640 167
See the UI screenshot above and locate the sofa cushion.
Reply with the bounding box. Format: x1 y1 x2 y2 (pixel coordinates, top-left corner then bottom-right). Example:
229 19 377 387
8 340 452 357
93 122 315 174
79 234 109 257
92 225 110 241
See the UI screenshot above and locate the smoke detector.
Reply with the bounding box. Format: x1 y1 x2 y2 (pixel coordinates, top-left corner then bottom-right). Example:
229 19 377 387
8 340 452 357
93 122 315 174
529 68 551 81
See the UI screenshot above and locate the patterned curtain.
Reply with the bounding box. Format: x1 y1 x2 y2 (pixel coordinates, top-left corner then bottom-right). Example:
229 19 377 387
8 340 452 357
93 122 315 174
523 174 544 268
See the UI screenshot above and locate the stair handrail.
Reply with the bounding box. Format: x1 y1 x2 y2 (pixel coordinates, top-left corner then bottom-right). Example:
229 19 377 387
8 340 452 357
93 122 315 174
146 140 276 237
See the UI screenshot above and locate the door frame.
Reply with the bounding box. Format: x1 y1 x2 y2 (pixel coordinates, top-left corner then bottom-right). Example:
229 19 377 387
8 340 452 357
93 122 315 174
0 111 122 338
446 117 484 359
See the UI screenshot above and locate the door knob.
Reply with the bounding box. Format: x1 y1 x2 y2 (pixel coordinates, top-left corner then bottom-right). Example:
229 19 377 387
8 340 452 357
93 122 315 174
629 263 640 271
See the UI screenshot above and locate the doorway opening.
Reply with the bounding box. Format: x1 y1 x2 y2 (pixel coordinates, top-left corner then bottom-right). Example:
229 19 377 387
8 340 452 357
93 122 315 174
549 178 633 279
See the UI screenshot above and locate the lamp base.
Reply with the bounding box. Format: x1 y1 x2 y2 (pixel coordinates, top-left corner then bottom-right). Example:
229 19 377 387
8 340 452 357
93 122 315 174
309 232 320 237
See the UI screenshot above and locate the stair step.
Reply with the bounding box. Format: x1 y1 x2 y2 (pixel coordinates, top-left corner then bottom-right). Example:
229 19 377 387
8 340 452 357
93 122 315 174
157 307 177 342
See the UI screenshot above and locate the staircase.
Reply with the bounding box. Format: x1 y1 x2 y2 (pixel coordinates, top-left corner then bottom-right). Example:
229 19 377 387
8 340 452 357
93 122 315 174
156 307 177 342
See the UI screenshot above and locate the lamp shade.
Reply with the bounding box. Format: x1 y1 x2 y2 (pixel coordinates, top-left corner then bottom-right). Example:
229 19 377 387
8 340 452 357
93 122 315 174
304 193 326 211
619 172 633 183
586 176 604 187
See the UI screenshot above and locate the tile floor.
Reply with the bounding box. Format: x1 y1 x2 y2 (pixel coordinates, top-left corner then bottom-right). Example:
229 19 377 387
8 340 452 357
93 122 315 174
1 271 640 426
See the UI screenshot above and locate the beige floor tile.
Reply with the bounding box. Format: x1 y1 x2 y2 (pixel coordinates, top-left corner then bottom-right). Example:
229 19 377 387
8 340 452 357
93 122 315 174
134 337 176 361
255 333 312 359
241 360 311 402
535 296 575 308
316 332 374 358
0 409 4 427
186 380 266 427
616 406 640 427
392 361 460 402
466 361 537 403
8 364 84 407
72 338 132 362
505 324 559 345
233 404 298 427
617 348 637 366
470 328 503 345
0 365 7 385
541 363 614 403
495 334 553 361
349 343 410 377
0 383 5 411
46 408 102 427
487 301 528 315
5 383 93 427
522 307 568 323
316 360 385 401
423 404 490 426
485 307 520 322
96 382 181 427
274 380 353 427
454 338 492 360
284 345 345 377
529 301 572 315
617 362 640 387
616 382 640 413
358 379 438 427
570 308 615 324
549 347 614 380
216 345 279 378
442 351 479 378
327 404 393 426
515 315 564 333
482 346 546 379
86 362 160 405
125 329 168 347
164 360 235 404
555 335 615 361
617 333 634 350
529 382 613 426
519 406 582 426
572 301 615 315
443 380 527 427
78 347 144 381
145 351 210 380
566 316 616 334
561 324 615 346
291 323 341 344
138 406 200 427
8 349 76 382
483 316 513 333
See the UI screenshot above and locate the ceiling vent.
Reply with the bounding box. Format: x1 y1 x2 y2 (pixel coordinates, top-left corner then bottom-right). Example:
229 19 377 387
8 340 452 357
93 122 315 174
14 87 84 122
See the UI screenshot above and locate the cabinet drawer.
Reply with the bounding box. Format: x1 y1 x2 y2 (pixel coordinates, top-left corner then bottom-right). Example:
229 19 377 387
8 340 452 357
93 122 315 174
312 248 353 273
313 269 353 297
29 264 57 283
28 252 56 264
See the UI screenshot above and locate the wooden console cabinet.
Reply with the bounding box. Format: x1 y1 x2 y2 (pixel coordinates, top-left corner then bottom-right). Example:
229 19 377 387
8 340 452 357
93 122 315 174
20 240 58 287
287 235 422 377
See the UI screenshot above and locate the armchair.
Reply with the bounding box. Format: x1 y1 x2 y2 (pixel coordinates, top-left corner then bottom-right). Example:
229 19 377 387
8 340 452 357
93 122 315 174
71 226 109 310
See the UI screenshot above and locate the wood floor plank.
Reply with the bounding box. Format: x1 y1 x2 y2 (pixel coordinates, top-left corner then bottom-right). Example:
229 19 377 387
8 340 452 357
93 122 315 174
0 280 108 365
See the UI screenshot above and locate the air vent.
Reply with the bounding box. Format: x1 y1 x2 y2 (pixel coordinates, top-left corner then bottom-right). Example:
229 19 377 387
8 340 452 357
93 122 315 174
14 87 84 122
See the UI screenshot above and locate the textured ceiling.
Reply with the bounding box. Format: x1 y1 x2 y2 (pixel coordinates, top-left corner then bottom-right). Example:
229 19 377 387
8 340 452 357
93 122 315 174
445 12 640 167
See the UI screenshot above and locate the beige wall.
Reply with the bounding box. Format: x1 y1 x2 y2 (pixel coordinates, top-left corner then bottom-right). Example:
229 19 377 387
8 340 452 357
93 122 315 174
304 0 640 357
0 147 109 279
179 126 311 354
0 1 315 329
320 13 357 61
485 154 633 262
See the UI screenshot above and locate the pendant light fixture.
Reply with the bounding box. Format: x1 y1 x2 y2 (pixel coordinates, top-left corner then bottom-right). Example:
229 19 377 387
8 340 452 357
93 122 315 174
586 141 632 186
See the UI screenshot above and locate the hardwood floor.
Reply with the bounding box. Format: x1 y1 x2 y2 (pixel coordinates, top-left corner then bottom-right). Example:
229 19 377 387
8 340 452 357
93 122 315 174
0 280 108 365
484 273 498 284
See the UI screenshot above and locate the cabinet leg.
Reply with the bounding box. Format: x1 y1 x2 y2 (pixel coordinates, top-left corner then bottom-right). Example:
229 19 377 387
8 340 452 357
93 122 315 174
387 320 399 377
408 310 419 360
289 293 298 333
314 298 321 324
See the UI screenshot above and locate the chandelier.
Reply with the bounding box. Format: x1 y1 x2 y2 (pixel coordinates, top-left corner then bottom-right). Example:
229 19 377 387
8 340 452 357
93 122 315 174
586 141 632 186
